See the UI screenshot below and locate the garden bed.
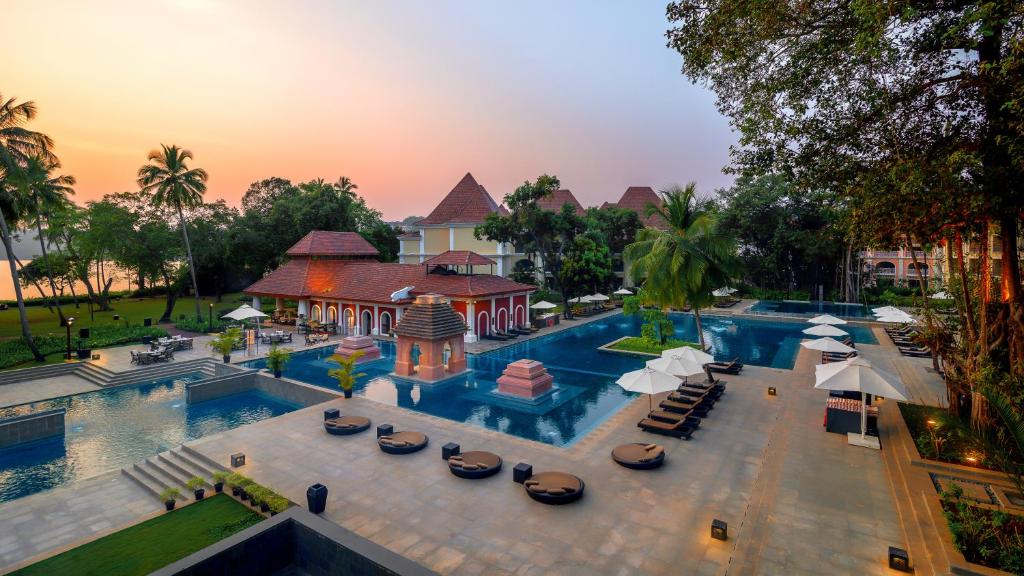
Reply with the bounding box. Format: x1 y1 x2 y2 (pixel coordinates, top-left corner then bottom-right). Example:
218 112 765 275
940 484 1024 573
10 494 262 576
600 336 701 357
899 402 998 471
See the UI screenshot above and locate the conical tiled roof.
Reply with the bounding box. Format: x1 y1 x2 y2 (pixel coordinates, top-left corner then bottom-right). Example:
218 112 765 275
416 173 507 225
285 231 380 257
612 187 669 230
536 189 585 215
393 294 468 340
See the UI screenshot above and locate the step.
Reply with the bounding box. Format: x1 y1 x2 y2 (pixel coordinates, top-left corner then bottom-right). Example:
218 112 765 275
148 455 193 487
133 461 189 500
0 363 80 385
121 466 165 500
167 448 218 478
179 444 229 473
158 452 210 486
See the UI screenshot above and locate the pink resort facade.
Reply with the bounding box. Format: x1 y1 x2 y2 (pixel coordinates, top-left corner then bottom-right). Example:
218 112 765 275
860 247 944 286
245 231 535 342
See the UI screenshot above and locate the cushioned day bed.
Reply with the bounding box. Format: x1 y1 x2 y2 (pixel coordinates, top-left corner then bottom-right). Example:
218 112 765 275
448 451 503 479
378 431 429 454
523 472 585 504
611 443 666 470
324 416 371 436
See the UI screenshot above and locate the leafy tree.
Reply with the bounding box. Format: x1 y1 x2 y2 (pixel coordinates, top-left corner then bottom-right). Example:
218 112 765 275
584 206 643 256
187 200 239 300
0 94 56 361
475 175 584 317
624 184 740 349
559 233 612 302
510 258 537 285
623 292 675 345
137 144 208 321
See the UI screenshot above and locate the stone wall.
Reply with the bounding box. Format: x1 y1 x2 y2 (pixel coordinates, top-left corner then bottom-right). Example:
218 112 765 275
0 408 66 449
252 374 340 406
186 372 338 407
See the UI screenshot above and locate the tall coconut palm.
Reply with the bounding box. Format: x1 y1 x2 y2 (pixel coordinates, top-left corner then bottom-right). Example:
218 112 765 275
0 94 55 362
623 183 740 349
7 156 75 324
137 144 208 321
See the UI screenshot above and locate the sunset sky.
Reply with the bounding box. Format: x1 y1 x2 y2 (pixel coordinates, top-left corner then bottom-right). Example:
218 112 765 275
4 0 735 220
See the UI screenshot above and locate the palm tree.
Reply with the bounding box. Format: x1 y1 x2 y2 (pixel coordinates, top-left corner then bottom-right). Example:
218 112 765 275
0 94 56 362
623 183 740 349
335 176 358 197
137 144 208 321
6 156 75 324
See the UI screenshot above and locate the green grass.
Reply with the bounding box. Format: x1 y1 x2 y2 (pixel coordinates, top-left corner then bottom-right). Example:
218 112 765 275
608 336 700 355
0 293 248 340
11 495 263 576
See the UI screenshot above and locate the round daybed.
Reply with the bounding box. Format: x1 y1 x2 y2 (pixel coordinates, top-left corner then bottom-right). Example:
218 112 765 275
448 451 503 479
611 443 665 470
523 472 585 505
324 416 371 436
378 431 429 455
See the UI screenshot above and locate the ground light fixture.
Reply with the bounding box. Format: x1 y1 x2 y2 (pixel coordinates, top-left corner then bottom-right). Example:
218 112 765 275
230 452 246 468
711 519 728 541
767 386 777 396
888 546 910 571
208 302 214 331
63 316 76 360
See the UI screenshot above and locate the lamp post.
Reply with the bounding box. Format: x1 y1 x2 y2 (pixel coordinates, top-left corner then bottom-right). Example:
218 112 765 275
64 317 75 360
208 303 214 332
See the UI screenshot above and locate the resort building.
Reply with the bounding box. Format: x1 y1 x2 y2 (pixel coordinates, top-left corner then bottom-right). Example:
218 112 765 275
397 173 529 276
860 247 944 286
245 231 535 341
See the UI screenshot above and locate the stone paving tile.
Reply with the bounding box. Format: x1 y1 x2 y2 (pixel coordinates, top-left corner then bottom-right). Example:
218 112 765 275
0 374 100 408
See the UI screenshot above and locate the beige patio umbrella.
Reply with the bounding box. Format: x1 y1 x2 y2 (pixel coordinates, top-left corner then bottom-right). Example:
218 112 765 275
616 367 680 410
808 314 847 325
802 324 849 338
814 358 909 449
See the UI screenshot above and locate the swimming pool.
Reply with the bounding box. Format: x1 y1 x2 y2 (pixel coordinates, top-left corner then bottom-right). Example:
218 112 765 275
749 300 870 318
0 373 300 503
243 313 876 447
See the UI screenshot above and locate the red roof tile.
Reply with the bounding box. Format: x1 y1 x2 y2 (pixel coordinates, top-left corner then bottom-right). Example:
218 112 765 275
416 173 507 225
611 187 669 230
246 260 534 303
536 189 585 216
286 231 380 257
423 250 496 267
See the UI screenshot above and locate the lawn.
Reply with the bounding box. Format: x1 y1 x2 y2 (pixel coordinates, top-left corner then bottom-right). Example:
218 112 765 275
608 336 700 356
11 494 263 576
0 293 249 340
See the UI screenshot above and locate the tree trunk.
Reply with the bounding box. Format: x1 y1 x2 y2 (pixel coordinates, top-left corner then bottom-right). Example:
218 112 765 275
159 264 178 323
955 230 976 347
999 216 1023 375
0 215 45 361
177 205 202 321
34 207 65 324
693 307 706 349
13 255 53 312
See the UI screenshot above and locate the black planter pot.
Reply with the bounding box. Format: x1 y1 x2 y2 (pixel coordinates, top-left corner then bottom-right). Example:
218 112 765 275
231 486 241 497
214 482 224 493
307 483 328 514
223 355 231 364
270 510 278 516
239 489 248 501
260 503 270 513
194 489 205 501
165 500 176 511
274 370 282 378
76 349 91 360
343 389 353 399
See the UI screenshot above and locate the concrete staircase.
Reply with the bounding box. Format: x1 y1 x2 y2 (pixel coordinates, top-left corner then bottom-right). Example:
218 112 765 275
77 358 218 387
0 362 81 386
121 444 229 504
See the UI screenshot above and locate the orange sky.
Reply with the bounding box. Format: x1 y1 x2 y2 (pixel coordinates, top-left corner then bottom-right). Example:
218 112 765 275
4 0 735 220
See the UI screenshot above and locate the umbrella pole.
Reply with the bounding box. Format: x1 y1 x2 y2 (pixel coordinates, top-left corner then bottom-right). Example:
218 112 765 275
861 391 867 441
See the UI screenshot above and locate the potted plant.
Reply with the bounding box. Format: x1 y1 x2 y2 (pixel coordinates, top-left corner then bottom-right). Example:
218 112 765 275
160 487 181 511
209 327 243 363
268 495 289 516
212 471 229 493
227 472 248 498
328 351 366 399
187 476 206 501
266 346 291 378
246 485 266 510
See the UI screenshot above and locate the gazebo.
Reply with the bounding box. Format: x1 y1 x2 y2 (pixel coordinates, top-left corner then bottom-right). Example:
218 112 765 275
392 294 468 382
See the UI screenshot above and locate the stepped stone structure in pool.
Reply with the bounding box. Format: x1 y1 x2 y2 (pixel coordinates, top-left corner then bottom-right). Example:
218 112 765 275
496 359 554 399
333 336 381 363
392 294 468 382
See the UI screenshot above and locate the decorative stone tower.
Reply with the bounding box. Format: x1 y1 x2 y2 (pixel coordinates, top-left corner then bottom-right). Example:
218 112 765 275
392 294 468 382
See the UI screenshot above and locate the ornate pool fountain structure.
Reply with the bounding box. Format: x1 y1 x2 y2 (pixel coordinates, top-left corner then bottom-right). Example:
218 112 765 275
391 294 468 382
333 336 382 363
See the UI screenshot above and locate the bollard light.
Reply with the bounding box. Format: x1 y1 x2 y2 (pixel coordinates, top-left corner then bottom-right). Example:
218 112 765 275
888 546 910 571
767 386 777 396
230 453 246 467
711 519 728 541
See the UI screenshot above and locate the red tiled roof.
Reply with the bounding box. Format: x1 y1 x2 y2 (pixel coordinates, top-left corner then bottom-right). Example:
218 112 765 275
536 189 585 216
398 231 421 240
286 231 380 257
416 173 507 225
610 187 669 230
422 250 496 267
245 260 534 303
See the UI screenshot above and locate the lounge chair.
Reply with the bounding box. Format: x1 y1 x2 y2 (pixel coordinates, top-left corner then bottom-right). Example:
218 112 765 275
496 330 518 339
611 443 665 470
646 409 701 428
378 431 429 454
324 416 371 436
708 358 743 374
637 417 695 439
678 383 724 400
669 388 714 404
899 347 932 357
448 450 503 479
523 471 585 505
660 398 711 417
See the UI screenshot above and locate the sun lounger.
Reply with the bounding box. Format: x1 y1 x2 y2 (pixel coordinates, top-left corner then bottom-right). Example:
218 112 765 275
448 450 503 479
523 471 586 504
660 398 711 417
707 358 743 374
646 409 701 428
637 417 695 439
678 383 724 400
611 443 666 469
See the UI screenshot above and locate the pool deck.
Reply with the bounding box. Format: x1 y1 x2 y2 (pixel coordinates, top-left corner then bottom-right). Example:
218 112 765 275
0 311 945 575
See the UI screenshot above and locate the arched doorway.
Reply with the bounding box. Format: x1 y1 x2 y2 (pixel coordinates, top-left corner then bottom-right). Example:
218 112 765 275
327 306 337 323
343 308 354 336
361 310 373 335
380 312 392 336
514 305 526 328
477 312 490 336
310 304 322 322
497 308 508 332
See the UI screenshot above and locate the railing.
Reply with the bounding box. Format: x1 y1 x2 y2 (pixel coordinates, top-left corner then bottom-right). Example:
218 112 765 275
865 251 900 258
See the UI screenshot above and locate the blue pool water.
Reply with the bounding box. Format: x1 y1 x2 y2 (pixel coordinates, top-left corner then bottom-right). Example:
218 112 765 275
243 313 876 447
749 300 870 318
0 373 300 504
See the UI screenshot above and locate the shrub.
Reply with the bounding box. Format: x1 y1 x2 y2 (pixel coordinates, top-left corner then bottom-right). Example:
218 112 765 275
186 477 206 491
176 316 233 334
78 325 168 350
265 346 291 374
941 483 1024 570
0 325 168 370
159 487 181 503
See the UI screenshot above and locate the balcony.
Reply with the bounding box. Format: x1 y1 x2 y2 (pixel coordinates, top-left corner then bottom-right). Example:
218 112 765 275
864 251 900 258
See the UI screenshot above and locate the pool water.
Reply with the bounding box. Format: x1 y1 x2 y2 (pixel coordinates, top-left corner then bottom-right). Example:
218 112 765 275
243 313 876 447
749 300 870 318
0 373 300 504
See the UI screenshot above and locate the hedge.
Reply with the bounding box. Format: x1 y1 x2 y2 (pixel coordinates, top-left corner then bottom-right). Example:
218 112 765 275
0 325 168 370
